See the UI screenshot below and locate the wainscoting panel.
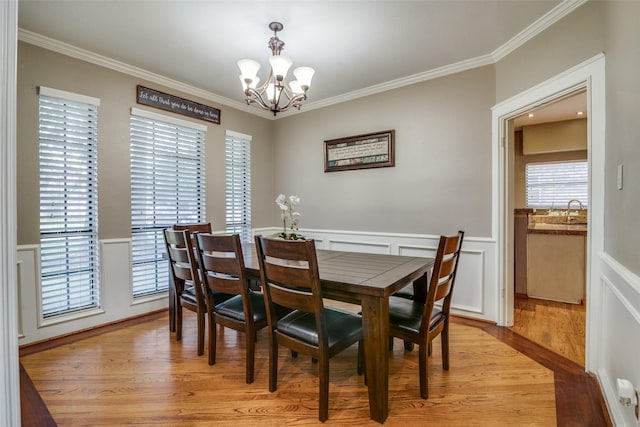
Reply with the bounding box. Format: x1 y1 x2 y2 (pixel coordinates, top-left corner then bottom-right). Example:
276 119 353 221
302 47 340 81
17 230 497 345
256 228 497 321
17 240 167 346
597 253 640 427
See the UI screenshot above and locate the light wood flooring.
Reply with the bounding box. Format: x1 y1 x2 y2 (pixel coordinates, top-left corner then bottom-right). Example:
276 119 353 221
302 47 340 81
20 311 563 426
510 295 586 366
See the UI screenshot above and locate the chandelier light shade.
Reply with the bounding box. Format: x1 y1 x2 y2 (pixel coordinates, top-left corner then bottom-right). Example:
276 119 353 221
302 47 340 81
238 22 315 116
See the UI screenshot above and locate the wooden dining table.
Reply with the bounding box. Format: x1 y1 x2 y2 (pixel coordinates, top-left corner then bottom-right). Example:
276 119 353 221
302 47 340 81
242 243 434 424
168 241 434 423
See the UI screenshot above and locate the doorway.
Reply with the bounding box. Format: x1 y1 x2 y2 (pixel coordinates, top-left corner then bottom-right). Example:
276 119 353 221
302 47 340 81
492 54 606 373
508 90 588 365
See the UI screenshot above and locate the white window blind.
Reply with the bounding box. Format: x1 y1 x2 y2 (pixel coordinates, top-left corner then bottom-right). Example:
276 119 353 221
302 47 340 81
526 160 588 209
225 131 252 243
130 111 206 297
38 88 100 318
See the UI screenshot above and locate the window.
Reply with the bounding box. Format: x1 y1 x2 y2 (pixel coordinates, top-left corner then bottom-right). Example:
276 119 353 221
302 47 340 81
38 87 100 318
130 108 206 297
225 131 252 243
526 160 588 209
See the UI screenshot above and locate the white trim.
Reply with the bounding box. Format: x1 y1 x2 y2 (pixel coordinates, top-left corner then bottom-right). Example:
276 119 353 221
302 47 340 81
491 54 606 374
491 0 588 62
600 252 640 295
38 85 100 106
0 0 21 424
19 28 274 119
130 106 207 132
18 0 582 120
597 254 640 426
256 227 496 320
298 54 494 114
225 129 253 141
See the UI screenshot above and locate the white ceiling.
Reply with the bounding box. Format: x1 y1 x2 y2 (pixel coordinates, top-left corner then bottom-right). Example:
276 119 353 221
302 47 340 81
513 89 588 128
18 0 580 117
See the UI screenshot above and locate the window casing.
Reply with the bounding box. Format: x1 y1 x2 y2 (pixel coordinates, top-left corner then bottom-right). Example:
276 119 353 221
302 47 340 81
525 160 588 209
225 131 252 243
130 109 206 297
38 87 100 318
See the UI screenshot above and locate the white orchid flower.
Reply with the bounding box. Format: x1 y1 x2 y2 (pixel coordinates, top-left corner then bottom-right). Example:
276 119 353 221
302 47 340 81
288 195 300 206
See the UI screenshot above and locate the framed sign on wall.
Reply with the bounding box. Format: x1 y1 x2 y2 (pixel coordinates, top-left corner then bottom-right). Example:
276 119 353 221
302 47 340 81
324 130 395 172
136 85 221 124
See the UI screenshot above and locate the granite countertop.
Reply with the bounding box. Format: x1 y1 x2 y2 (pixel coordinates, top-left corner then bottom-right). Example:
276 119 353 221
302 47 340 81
528 222 587 236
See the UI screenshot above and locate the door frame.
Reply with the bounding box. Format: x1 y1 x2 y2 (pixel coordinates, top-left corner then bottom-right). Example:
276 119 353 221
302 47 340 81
492 53 605 372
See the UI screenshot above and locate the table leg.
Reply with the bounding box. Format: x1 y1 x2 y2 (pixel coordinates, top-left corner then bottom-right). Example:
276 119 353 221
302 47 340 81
361 294 389 423
169 270 176 333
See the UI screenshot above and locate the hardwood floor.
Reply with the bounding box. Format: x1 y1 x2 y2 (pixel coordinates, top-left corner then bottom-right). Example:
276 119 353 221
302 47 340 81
20 309 608 426
510 295 586 366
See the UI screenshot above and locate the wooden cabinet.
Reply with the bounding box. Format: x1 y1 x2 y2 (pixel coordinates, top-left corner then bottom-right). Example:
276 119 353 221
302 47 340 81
526 233 585 303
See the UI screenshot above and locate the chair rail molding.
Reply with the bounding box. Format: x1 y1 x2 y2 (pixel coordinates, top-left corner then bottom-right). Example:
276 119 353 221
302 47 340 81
15 228 496 346
255 227 496 321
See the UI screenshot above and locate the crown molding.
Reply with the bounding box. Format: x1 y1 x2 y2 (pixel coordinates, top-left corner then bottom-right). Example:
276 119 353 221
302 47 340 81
17 28 275 120
491 0 588 62
18 0 585 120
299 54 494 114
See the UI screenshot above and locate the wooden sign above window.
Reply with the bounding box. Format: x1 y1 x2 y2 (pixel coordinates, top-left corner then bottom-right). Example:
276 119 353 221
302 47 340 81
136 85 221 124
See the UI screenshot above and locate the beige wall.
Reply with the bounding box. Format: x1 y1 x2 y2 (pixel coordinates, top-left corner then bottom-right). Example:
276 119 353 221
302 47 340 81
522 118 587 154
495 1 605 104
273 66 495 237
602 1 640 273
497 0 639 276
16 42 275 245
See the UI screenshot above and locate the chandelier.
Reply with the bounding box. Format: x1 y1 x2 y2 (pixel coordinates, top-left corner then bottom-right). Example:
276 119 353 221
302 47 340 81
237 22 315 116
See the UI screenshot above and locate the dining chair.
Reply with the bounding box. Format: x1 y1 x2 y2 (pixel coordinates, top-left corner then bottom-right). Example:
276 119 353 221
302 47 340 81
163 229 233 356
167 223 213 332
173 222 212 234
388 230 464 399
195 233 289 383
254 236 364 422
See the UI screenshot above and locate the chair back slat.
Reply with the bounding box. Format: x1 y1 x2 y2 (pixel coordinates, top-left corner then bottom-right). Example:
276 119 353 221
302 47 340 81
173 222 212 234
195 233 249 303
268 282 317 313
255 236 324 320
262 261 314 290
164 228 204 301
421 231 464 335
168 246 191 265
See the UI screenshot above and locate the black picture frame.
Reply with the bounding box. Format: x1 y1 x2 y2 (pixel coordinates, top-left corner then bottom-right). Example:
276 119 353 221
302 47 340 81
324 130 395 172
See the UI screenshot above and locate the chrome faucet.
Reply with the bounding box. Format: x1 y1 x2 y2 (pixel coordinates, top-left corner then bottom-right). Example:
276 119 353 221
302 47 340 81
566 199 584 222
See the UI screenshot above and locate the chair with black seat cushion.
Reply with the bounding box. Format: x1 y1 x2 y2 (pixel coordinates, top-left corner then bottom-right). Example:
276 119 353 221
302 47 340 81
164 229 234 356
388 230 464 399
195 233 288 383
164 228 209 356
255 236 363 422
167 223 213 332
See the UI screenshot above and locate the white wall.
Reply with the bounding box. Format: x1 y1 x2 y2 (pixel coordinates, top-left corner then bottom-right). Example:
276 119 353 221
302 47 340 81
17 240 166 345
598 255 640 426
